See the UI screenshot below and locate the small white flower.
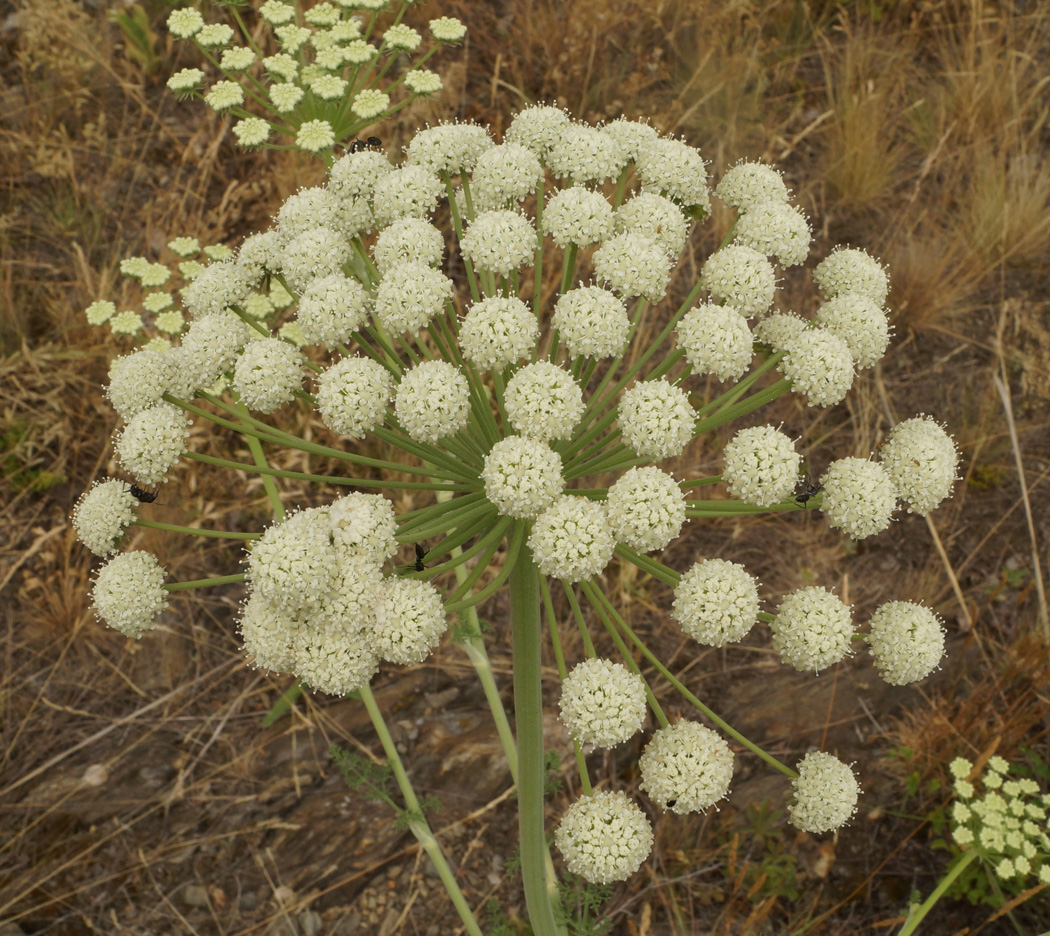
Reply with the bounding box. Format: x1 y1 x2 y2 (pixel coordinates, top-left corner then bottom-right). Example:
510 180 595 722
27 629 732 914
372 165 443 228
459 209 535 276
504 104 572 162
459 296 538 371
277 187 342 237
593 231 671 301
382 23 421 51
115 402 191 487
204 80 244 111
394 360 470 444
601 117 660 162
281 225 351 291
406 122 493 176
552 286 630 359
878 416 959 516
672 557 760 647
867 601 945 686
259 1 295 26
167 68 204 94
559 657 647 747
179 311 253 392
85 300 116 325
311 74 347 101
92 551 168 639
504 362 584 442
269 83 304 112
351 88 390 120
676 302 753 381
618 379 695 461
482 436 564 519
715 161 790 211
233 338 303 414
615 192 689 259
639 721 734 813
820 457 897 540
232 117 269 148
814 247 889 307
296 119 336 153
404 69 443 95
636 137 711 215
221 46 256 71
329 149 394 202
605 466 686 553
721 425 801 508
167 8 204 38
248 508 337 614
182 259 253 318
555 791 653 885
329 492 399 563
375 261 454 334
771 586 854 673
106 349 178 421
789 752 860 833
528 496 615 582
547 124 628 184
316 357 394 440
814 294 890 369
373 218 444 272
197 23 234 47
110 310 143 335
753 312 808 351
297 273 370 348
734 201 811 267
371 578 447 664
72 480 138 557
429 16 467 42
239 591 304 675
701 245 776 318
469 143 544 211
779 329 855 407
541 187 614 247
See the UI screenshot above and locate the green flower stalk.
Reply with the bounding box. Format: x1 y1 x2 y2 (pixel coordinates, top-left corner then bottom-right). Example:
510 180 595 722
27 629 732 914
74 105 962 931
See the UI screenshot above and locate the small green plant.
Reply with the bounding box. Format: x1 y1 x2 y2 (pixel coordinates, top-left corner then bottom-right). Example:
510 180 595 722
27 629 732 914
734 801 800 903
109 3 161 76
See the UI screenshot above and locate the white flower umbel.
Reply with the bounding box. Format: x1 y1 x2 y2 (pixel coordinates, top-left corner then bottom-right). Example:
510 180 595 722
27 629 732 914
636 137 711 216
178 312 254 393
867 601 945 686
820 457 897 540
734 201 811 267
504 103 571 162
239 591 303 674
552 286 630 359
504 362 584 442
429 15 467 42
639 721 734 814
528 496 616 582
722 425 800 507
814 247 889 307
459 296 538 371
555 791 654 885
237 231 283 280
375 261 454 334
373 218 445 273
879 416 959 515
771 586 854 673
606 466 687 553
559 657 647 747
676 302 753 382
115 402 191 487
106 349 177 421
72 480 138 557
297 273 370 348
754 312 809 351
329 492 399 564
182 260 253 318
481 436 564 519
91 550 168 639
394 360 470 444
672 557 760 647
469 143 544 211
615 192 689 259
371 578 447 664
600 117 659 161
232 338 304 414
814 294 890 369
459 210 535 277
593 231 672 302
547 124 627 184
277 187 343 242
715 161 790 211
316 357 394 440
780 329 855 407
282 226 352 291
296 614 380 696
405 121 493 176
372 165 443 228
328 150 394 203
701 245 776 318
618 379 695 461
248 507 337 615
85 300 116 325
788 752 860 833
167 8 203 37
541 187 615 248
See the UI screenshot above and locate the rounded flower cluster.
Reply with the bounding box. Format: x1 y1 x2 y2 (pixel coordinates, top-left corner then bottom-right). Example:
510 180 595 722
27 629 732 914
593 232 672 301
316 357 394 439
615 192 689 258
394 361 470 444
722 425 800 507
814 294 890 369
639 721 734 813
232 118 271 148
481 436 564 519
547 124 627 184
754 312 809 351
72 480 138 557
867 601 945 686
232 338 303 414
605 467 686 553
541 187 615 247
715 161 789 210
115 402 191 487
372 218 444 272
771 586 854 673
879 416 959 515
814 247 889 307
618 379 695 461
780 330 855 407
281 226 352 291
469 143 544 211
329 493 399 564
701 245 776 318
504 362 584 441
528 496 616 582
107 349 176 421
459 296 538 371
178 312 253 393
636 137 710 215
734 201 811 267
375 261 454 334
371 578 447 664
297 274 370 348
820 457 897 540
404 121 492 176
677 303 753 381
182 260 253 318
600 117 659 161
672 558 760 647
555 791 654 885
249 508 338 614
459 210 535 276
372 165 443 229
92 551 168 638
559 657 647 747
788 752 860 833
277 186 342 241
552 286 630 359
504 104 571 161
328 150 394 202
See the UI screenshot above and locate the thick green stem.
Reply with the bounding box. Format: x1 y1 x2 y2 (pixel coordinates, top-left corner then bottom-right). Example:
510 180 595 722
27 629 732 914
510 536 563 936
896 849 980 936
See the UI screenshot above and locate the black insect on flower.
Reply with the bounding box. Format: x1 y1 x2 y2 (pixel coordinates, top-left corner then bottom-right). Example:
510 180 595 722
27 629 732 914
347 135 383 153
128 483 158 504
414 541 429 572
795 478 823 508
665 799 677 809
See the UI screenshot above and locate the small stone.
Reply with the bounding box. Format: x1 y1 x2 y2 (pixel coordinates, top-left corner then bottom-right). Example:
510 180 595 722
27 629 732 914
298 910 322 936
181 884 209 907
378 908 400 936
386 864 401 879
81 764 107 786
273 885 296 906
